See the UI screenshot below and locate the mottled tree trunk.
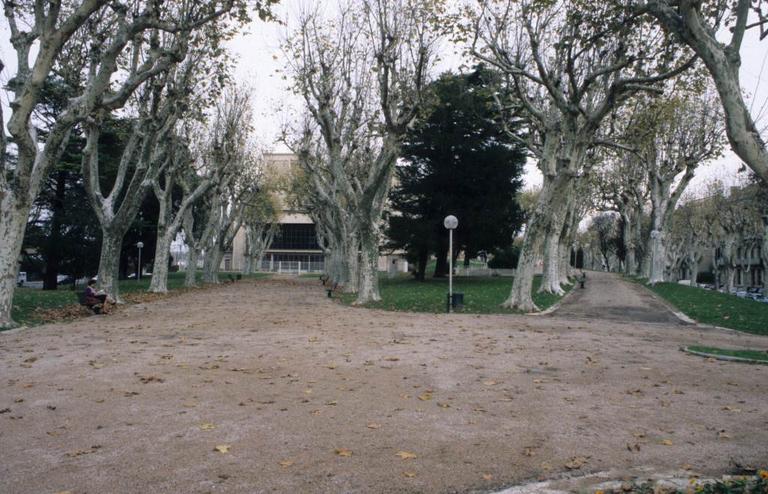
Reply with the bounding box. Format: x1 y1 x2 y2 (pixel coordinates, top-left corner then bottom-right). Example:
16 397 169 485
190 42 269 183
558 241 571 286
344 233 360 293
503 219 544 311
688 254 700 287
0 200 28 328
503 175 569 311
96 231 124 303
185 246 199 287
149 231 173 293
242 255 253 275
540 227 565 295
648 229 666 285
354 226 381 304
203 246 223 284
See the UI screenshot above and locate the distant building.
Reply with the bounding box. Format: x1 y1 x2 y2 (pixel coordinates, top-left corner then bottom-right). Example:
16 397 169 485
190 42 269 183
221 153 408 275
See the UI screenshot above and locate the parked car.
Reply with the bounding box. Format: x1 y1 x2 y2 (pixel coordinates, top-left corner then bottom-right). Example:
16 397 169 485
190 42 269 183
57 275 75 286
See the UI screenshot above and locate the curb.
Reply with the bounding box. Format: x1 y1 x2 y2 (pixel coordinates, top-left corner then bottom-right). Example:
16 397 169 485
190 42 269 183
630 281 696 325
680 346 768 365
631 280 760 335
531 283 578 316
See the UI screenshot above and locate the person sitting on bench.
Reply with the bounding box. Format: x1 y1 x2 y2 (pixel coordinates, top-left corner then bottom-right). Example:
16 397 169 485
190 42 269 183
84 279 112 313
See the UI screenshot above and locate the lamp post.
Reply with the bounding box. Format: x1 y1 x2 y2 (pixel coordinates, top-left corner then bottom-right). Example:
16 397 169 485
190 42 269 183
136 242 144 280
444 215 458 313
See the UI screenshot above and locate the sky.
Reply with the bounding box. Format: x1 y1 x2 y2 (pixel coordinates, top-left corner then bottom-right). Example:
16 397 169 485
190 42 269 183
1 2 767 194
224 1 768 194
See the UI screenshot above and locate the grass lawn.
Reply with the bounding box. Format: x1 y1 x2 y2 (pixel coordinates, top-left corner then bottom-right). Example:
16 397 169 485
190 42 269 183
339 274 570 314
630 279 768 336
8 271 268 329
687 345 768 363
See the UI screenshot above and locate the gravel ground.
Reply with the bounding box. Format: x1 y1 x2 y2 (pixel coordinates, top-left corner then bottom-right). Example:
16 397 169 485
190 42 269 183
1 274 766 494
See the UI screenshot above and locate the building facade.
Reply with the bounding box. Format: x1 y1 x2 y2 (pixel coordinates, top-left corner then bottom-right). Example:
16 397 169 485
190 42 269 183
221 153 409 275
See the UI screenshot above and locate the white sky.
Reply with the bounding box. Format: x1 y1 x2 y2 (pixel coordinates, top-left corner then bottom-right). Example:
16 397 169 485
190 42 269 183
2 2 767 193
225 1 768 193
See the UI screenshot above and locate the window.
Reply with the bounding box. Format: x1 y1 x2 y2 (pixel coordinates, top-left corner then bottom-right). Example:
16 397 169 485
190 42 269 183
271 224 320 250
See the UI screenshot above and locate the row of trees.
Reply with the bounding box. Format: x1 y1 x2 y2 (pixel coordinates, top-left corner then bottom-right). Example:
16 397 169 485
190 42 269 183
587 179 768 293
0 1 279 327
281 0 768 310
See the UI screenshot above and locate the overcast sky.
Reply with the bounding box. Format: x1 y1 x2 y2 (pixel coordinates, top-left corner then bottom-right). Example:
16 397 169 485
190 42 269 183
2 2 767 194
224 1 768 194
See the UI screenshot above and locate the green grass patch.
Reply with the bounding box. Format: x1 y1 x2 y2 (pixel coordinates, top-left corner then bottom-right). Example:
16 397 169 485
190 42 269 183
8 271 269 329
631 279 768 336
687 345 768 363
339 275 570 314
11 287 79 327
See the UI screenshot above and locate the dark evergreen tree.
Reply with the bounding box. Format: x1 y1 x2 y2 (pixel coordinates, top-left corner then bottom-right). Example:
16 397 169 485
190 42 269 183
386 67 526 280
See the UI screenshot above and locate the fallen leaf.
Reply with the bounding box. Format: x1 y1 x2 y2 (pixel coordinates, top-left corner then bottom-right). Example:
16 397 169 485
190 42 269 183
325 400 338 406
403 471 417 478
483 380 499 386
279 459 294 467
396 451 417 460
367 423 382 429
564 456 588 470
335 448 353 457
417 392 433 401
718 430 732 439
482 473 494 481
437 402 451 409
523 447 535 457
384 357 400 362
199 423 216 431
214 445 230 453
660 439 673 446
327 364 337 370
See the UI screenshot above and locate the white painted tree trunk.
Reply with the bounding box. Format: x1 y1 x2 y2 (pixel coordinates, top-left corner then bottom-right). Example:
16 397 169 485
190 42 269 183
96 231 124 303
0 202 28 328
354 226 381 304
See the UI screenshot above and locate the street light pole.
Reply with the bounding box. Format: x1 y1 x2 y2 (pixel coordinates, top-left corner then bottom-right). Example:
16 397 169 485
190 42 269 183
136 242 144 281
443 215 458 313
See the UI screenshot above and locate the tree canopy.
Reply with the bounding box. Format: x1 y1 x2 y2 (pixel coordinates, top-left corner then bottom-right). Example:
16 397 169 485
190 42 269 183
387 67 526 280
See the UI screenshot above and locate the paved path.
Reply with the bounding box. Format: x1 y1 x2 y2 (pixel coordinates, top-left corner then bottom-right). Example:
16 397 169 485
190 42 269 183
551 271 686 325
